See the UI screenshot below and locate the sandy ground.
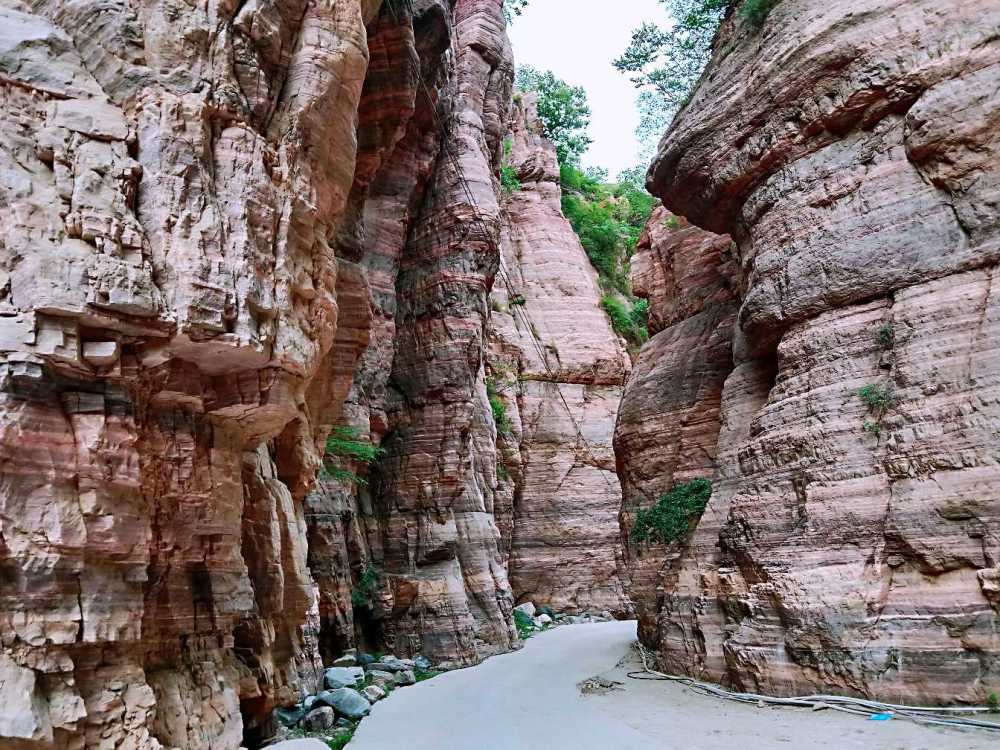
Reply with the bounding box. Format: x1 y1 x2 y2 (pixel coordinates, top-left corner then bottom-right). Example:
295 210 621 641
349 620 996 750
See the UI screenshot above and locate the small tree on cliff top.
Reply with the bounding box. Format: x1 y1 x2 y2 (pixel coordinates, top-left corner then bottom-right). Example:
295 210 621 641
514 66 593 167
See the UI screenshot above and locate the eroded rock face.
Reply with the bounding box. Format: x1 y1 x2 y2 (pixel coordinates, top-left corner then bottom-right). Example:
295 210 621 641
623 0 1000 703
615 207 738 646
491 96 632 616
0 0 382 744
304 0 521 669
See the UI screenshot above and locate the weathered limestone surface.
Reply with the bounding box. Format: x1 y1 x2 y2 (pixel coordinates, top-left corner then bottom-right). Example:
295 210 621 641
622 0 1000 703
490 96 632 615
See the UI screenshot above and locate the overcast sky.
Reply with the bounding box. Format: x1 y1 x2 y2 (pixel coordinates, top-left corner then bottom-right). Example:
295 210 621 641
507 0 666 177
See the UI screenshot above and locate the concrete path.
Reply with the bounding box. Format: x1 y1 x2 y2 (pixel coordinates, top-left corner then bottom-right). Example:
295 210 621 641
350 620 995 750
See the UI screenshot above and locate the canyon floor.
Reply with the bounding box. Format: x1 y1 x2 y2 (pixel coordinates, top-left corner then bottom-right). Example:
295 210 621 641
348 621 995 750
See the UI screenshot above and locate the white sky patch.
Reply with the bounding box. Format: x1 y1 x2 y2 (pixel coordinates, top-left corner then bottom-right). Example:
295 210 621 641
507 0 666 177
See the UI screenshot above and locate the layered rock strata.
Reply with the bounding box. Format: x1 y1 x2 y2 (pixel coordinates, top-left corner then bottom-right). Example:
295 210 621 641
299 0 523 669
490 96 631 615
0 0 519 747
619 0 1000 704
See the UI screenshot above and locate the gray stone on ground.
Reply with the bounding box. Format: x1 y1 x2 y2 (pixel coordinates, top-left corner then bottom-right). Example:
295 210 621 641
393 669 416 686
332 653 357 667
367 669 395 687
273 705 306 727
413 655 431 670
363 685 386 703
324 665 364 689
357 652 377 666
536 614 553 626
378 655 408 672
315 687 371 719
303 706 336 732
514 602 536 618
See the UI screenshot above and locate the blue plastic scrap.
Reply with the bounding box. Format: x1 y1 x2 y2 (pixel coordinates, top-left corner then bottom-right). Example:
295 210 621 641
869 713 893 721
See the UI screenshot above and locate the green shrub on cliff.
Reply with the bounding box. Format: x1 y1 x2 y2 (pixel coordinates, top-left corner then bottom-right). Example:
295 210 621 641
487 377 512 436
601 294 648 349
351 564 381 609
323 425 384 485
631 478 713 545
515 66 592 166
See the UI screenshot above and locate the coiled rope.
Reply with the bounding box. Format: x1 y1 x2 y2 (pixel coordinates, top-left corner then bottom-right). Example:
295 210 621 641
628 642 1000 733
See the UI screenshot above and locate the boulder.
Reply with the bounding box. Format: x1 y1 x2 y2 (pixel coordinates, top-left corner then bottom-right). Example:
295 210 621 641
413 655 431 670
332 653 357 668
514 602 536 618
357 653 377 667
302 706 336 732
272 705 306 728
314 688 371 720
324 666 364 689
536 614 552 626
393 669 416 686
366 669 395 687
377 655 408 672
362 685 386 703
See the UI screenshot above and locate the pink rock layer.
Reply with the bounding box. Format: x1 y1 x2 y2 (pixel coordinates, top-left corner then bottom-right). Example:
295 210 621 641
0 0 528 746
619 0 1000 704
490 95 632 616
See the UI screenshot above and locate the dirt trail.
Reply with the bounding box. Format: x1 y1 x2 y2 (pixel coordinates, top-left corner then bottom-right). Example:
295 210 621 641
349 620 994 750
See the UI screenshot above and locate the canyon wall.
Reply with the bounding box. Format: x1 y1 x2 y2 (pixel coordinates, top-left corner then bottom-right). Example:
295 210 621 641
618 0 1000 704
489 95 631 616
0 0 526 746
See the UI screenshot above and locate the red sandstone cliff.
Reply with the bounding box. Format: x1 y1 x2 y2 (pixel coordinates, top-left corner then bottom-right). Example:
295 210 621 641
0 0 521 747
489 95 632 616
618 0 1000 704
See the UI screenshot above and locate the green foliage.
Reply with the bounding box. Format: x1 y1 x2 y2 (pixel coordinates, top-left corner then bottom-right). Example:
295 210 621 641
500 165 521 194
615 0 728 153
859 384 893 411
351 564 380 609
326 726 356 750
862 420 882 438
513 608 534 639
988 692 999 713
515 66 592 166
500 137 521 194
631 478 712 545
560 162 655 295
487 377 511 436
496 462 509 482
875 322 894 350
739 0 779 26
502 0 529 24
601 295 648 349
323 426 384 485
630 298 650 331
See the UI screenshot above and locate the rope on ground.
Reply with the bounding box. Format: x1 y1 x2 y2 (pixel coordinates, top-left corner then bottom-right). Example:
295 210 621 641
628 642 1000 733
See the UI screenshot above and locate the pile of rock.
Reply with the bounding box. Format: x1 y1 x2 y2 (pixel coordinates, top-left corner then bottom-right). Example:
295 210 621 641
514 602 615 637
272 650 436 744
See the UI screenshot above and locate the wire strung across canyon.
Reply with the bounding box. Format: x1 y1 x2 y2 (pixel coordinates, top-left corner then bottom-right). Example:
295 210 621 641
383 0 634 505
629 641 1000 734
